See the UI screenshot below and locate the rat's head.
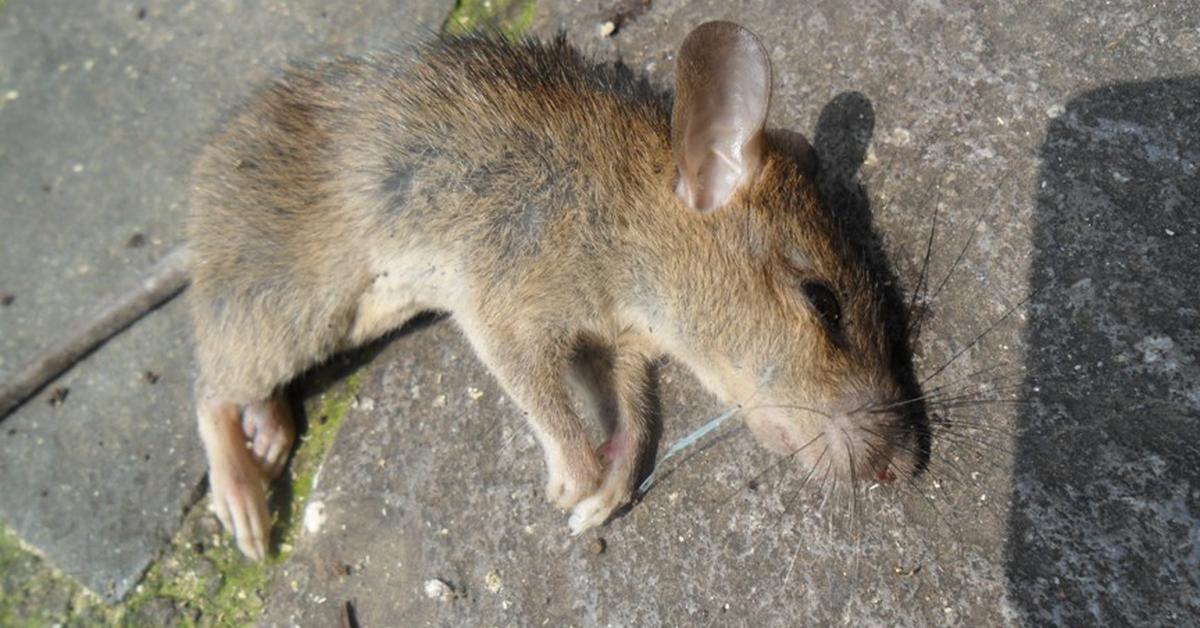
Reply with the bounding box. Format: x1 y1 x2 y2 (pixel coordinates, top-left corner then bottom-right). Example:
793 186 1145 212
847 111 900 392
647 22 926 485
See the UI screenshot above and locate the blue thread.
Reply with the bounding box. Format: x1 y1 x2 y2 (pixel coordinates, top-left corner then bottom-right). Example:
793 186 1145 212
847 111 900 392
637 405 740 496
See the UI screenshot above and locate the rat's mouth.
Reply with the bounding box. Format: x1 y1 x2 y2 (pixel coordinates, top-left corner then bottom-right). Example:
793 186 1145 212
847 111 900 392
748 403 918 486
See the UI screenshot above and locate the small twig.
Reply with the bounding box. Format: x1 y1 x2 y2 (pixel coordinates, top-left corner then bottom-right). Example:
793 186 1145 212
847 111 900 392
0 246 191 419
339 600 359 628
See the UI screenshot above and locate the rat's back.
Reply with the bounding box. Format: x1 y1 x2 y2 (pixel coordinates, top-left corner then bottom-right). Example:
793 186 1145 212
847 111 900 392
340 35 673 264
187 34 671 401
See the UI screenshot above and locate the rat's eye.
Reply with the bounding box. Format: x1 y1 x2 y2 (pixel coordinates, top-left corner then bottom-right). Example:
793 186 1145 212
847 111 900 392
802 281 842 328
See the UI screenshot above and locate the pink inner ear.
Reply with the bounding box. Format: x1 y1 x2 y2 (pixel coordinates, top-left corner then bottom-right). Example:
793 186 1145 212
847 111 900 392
698 149 747 212
677 131 764 213
671 22 771 213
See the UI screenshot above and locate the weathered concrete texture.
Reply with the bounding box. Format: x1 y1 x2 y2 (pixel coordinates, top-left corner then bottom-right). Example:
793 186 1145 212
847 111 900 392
257 1 1198 626
0 0 449 601
0 296 197 602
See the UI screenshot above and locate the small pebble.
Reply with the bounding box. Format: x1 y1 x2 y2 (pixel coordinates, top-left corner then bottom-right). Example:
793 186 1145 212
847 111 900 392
485 569 502 593
423 578 457 601
303 500 327 534
127 232 146 248
143 370 160 384
590 537 607 556
0 293 13 307
47 387 69 406
599 21 616 37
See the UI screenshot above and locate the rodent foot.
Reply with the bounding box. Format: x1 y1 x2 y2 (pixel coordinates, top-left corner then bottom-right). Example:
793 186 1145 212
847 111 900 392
208 462 269 561
241 395 295 480
197 391 272 561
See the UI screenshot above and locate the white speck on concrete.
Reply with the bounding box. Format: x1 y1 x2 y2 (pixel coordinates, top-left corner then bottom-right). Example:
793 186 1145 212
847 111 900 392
888 127 912 146
485 569 503 593
1136 335 1180 370
423 578 457 601
303 500 327 535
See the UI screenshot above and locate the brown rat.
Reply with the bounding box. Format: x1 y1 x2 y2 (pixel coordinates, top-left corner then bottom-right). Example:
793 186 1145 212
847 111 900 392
186 21 923 560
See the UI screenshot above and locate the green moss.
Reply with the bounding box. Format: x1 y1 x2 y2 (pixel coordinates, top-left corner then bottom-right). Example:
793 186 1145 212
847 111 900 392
0 525 106 626
0 375 364 626
444 0 537 39
277 372 363 552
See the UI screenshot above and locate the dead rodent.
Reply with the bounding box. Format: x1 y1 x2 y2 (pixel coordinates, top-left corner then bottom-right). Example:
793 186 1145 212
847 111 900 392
186 21 925 561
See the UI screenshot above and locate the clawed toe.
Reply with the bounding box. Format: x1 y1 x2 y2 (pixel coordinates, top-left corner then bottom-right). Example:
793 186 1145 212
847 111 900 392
209 465 270 561
243 395 295 480
568 485 631 534
198 388 278 561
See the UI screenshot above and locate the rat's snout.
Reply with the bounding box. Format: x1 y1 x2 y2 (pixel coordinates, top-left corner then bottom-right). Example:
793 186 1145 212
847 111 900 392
820 403 919 485
746 386 922 486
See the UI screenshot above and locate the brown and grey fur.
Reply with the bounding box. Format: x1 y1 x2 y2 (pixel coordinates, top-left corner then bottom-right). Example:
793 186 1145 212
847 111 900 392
188 23 917 560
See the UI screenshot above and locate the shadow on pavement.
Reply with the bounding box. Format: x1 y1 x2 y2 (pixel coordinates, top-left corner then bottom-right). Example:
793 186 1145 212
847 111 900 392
1010 77 1200 624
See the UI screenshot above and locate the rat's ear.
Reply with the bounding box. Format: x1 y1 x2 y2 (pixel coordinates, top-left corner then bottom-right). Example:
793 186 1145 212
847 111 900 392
671 21 771 213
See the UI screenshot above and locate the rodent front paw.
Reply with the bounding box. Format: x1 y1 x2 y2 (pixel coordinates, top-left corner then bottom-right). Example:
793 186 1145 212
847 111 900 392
568 482 632 535
544 449 602 511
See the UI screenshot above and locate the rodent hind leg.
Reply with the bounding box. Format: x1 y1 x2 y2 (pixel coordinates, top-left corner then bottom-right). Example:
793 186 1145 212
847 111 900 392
196 381 270 561
568 342 654 534
459 319 603 512
241 392 295 480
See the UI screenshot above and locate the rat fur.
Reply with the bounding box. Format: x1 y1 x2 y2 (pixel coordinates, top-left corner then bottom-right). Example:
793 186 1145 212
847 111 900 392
184 22 924 560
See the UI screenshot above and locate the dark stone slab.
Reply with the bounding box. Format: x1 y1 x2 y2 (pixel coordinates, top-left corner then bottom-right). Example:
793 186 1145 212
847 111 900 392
0 0 449 601
259 1 1200 625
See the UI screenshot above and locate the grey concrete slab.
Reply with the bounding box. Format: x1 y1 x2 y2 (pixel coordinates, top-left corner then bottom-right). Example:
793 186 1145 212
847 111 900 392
0 0 449 601
256 1 1199 626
